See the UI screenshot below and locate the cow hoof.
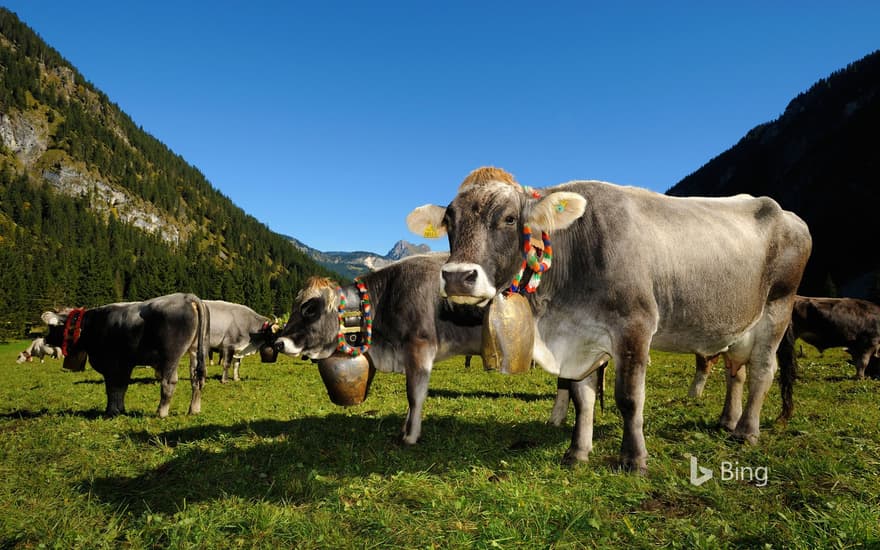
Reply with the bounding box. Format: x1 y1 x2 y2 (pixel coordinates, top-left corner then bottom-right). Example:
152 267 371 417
732 431 759 445
560 448 590 467
619 456 648 475
718 419 738 432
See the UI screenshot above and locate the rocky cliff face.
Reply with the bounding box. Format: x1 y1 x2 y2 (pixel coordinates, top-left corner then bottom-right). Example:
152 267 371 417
0 107 187 244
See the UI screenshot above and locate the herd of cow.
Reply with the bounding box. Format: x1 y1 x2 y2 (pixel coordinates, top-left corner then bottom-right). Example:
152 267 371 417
20 167 880 473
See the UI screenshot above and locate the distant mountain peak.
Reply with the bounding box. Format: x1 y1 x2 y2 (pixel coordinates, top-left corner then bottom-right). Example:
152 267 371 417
387 240 430 260
289 238 432 280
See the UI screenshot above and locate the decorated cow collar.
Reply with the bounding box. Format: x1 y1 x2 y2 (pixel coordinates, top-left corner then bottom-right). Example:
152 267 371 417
509 186 553 294
61 308 87 357
335 279 373 356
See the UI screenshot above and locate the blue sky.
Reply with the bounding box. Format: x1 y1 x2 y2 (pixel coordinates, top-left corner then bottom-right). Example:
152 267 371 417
4 2 879 254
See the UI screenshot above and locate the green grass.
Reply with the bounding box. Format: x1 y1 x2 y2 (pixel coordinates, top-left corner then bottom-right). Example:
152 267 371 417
0 340 878 549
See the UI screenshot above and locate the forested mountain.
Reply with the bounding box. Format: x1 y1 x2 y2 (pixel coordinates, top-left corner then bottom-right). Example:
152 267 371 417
668 50 880 300
0 8 336 337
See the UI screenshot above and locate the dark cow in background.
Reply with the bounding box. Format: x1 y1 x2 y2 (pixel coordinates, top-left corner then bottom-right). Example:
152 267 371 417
274 253 484 445
16 337 62 364
690 295 880 395
41 293 209 417
204 300 277 383
407 167 811 472
792 295 880 379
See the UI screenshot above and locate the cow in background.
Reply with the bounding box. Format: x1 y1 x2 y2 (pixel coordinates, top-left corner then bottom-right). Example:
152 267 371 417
274 253 485 445
41 293 209 417
792 295 880 379
407 166 811 472
204 300 278 383
16 337 62 364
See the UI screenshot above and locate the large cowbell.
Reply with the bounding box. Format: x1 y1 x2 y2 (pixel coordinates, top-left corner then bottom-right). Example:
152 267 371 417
481 292 534 374
317 353 376 406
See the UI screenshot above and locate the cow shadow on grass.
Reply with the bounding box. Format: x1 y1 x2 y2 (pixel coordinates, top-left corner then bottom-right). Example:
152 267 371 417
81 413 603 515
0 408 123 420
428 388 550 402
73 375 159 386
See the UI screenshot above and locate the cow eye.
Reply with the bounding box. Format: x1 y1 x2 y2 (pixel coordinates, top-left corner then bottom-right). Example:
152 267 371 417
301 298 322 322
504 215 517 226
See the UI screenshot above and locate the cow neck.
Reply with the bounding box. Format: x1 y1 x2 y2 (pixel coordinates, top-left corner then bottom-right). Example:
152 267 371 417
335 279 373 357
61 308 87 357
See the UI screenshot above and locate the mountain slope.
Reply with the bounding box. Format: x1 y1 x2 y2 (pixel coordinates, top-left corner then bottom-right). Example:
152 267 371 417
0 8 335 334
668 49 880 299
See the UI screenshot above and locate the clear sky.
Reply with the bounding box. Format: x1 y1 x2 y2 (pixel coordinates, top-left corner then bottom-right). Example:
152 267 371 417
3 2 879 254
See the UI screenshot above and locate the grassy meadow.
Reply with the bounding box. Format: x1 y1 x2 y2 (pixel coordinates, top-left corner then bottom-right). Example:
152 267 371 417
0 339 878 549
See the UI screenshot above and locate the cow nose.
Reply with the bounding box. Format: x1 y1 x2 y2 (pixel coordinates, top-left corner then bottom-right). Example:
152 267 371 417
442 269 478 295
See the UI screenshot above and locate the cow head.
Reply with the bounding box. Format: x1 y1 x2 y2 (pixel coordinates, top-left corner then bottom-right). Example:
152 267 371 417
406 167 586 305
41 309 88 371
274 277 342 360
16 351 31 364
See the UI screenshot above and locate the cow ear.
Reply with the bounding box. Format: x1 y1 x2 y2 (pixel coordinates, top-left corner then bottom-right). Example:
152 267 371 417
406 204 447 239
41 311 62 326
526 192 586 232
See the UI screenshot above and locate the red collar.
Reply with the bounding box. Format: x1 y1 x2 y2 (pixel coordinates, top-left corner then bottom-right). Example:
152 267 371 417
61 308 86 357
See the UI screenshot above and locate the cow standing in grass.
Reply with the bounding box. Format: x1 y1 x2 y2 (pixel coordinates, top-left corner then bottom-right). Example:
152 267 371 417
407 167 811 472
204 300 277 383
16 337 62 364
41 293 210 417
791 295 880 379
274 253 484 445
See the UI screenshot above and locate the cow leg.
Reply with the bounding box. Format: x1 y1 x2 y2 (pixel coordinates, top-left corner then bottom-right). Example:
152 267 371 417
232 356 241 382
561 373 598 465
157 364 179 418
221 348 232 384
719 359 747 431
549 378 571 426
851 349 871 380
732 301 791 444
103 365 133 417
689 354 720 399
614 335 651 474
401 365 431 445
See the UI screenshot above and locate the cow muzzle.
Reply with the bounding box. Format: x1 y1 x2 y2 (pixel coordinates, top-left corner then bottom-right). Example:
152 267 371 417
440 263 496 306
274 337 303 357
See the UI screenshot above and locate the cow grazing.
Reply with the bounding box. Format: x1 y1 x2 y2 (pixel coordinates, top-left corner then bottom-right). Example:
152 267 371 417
16 337 62 364
791 295 880 379
41 293 210 418
407 167 811 472
204 300 277 383
274 253 484 445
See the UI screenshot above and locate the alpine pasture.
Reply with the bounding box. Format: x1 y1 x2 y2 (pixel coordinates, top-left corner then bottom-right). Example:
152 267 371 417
0 339 878 548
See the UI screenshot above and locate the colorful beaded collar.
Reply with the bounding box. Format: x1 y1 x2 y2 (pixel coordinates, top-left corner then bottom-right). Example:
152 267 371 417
509 186 553 294
335 280 373 356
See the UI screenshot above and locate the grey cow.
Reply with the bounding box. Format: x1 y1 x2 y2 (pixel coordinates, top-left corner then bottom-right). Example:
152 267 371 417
204 300 277 383
407 167 811 473
16 337 62 364
274 253 484 445
41 293 210 417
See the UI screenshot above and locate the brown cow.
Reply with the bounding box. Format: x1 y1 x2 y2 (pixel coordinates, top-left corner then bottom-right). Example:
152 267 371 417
792 295 880 379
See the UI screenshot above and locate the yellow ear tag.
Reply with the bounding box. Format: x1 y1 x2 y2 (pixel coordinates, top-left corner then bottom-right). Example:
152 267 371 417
555 199 568 213
423 223 439 238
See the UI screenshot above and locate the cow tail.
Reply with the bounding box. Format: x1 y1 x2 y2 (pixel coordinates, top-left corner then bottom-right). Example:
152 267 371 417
194 297 209 385
597 362 606 412
777 322 798 422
